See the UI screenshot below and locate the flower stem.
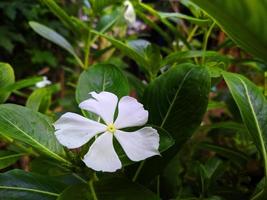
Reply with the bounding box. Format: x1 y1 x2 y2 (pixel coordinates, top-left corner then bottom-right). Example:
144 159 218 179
72 173 87 184
187 25 199 43
202 21 216 65
132 161 145 182
156 175 160 197
84 30 92 70
89 175 98 200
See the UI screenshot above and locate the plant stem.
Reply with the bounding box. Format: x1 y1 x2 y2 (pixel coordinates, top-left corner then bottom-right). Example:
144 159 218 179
89 175 98 200
0 134 39 157
84 30 92 69
73 54 85 69
186 25 199 64
72 173 87 184
156 175 160 197
187 25 199 43
202 21 216 65
132 161 145 182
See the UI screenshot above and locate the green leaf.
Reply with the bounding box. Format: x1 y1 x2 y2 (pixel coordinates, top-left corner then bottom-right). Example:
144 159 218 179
126 39 150 58
158 11 211 26
200 121 247 133
223 71 267 197
57 184 92 200
76 63 129 104
0 62 15 103
58 178 160 200
1 76 43 93
29 21 83 67
223 72 267 165
26 88 51 113
90 30 149 73
144 63 210 146
127 39 162 76
39 0 76 30
161 50 230 67
96 9 121 33
0 169 67 200
198 157 224 194
191 0 267 63
90 0 123 12
138 63 210 182
30 158 71 176
0 104 70 165
144 44 162 77
135 10 172 44
199 142 249 166
124 72 145 99
251 178 267 200
26 85 60 113
0 150 24 169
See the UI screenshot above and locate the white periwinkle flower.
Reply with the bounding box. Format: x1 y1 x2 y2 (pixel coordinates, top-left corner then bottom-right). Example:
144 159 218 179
124 0 136 26
54 91 160 172
35 76 51 88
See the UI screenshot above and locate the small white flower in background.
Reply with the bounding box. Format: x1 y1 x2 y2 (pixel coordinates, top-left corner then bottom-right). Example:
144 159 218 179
124 0 136 26
35 76 51 88
54 91 160 172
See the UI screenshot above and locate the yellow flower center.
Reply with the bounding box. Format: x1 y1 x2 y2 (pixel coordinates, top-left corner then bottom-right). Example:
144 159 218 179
107 124 116 133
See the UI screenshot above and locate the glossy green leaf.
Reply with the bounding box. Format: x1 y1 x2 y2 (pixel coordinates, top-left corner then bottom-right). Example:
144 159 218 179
161 50 230 67
0 169 67 200
26 85 59 113
144 63 210 146
26 88 51 113
127 39 162 76
0 62 15 103
0 104 70 165
58 178 160 200
96 10 121 33
191 0 267 62
223 71 267 197
126 39 150 58
30 159 71 176
76 63 129 104
57 184 93 200
0 150 24 169
223 72 267 162
29 21 83 67
137 63 210 182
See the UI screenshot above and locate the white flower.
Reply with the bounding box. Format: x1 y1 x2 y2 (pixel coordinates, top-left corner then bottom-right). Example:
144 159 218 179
124 0 136 26
35 76 51 88
54 91 160 172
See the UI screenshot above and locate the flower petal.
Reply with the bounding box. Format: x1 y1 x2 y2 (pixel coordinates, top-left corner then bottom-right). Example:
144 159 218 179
124 0 136 26
114 96 148 129
114 127 160 161
79 91 118 124
83 132 121 172
54 112 106 149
